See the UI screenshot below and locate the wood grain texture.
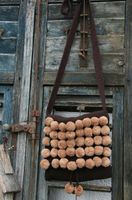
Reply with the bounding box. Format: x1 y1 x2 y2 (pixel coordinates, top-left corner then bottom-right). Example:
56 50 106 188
47 18 124 37
48 2 125 20
0 54 16 72
0 39 16 54
0 22 18 38
0 6 19 21
0 72 14 85
0 0 20 5
43 72 125 86
15 1 36 200
124 0 132 200
112 88 124 200
0 145 13 174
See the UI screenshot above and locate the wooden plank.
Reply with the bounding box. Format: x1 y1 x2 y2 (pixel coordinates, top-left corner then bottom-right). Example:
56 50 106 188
0 145 13 174
48 0 124 2
0 6 19 21
45 53 124 73
112 88 123 200
46 35 124 53
0 22 18 38
0 39 16 54
47 18 124 37
37 1 49 200
4 194 14 200
0 186 4 200
43 72 125 86
48 2 125 20
124 1 132 200
0 72 14 85
0 0 20 5
15 0 36 200
0 54 16 72
0 174 20 194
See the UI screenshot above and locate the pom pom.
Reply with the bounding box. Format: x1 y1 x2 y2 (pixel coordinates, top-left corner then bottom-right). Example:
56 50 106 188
76 158 85 168
101 125 110 135
49 131 58 139
67 139 75 148
85 147 94 156
76 129 84 137
84 127 93 137
66 147 75 157
67 161 77 171
51 159 59 169
74 185 84 196
102 136 112 146
92 126 101 136
85 159 95 169
58 131 66 140
50 148 58 158
82 118 91 127
94 146 103 156
66 131 75 139
58 140 67 149
42 137 50 146
40 159 50 169
43 126 51 136
59 158 68 168
99 116 108 126
85 137 94 147
76 147 85 157
51 139 58 148
103 147 112 157
66 121 76 131
91 117 99 126
102 157 111 167
50 121 59 131
59 122 66 131
75 137 85 147
58 149 66 158
65 183 74 194
93 156 102 167
44 117 53 126
75 120 83 129
94 136 102 145
41 149 50 158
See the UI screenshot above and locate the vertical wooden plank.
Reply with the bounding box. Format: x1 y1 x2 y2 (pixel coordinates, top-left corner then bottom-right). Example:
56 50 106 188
124 1 132 200
112 88 124 200
14 0 36 199
11 0 27 170
37 1 49 199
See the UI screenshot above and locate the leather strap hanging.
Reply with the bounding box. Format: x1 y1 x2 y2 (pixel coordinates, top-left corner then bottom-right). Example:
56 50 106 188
46 0 107 116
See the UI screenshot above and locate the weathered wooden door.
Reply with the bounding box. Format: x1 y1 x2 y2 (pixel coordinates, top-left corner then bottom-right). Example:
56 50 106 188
1 0 132 200
38 1 125 200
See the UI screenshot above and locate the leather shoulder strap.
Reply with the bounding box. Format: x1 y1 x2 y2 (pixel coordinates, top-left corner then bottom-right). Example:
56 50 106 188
46 0 107 115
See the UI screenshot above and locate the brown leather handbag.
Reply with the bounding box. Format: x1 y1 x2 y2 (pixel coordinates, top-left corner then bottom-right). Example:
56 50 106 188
40 0 112 184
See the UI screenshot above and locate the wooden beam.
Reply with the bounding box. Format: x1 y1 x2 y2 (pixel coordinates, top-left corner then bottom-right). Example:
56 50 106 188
43 72 125 86
112 88 124 200
124 1 132 200
0 72 14 85
15 0 36 200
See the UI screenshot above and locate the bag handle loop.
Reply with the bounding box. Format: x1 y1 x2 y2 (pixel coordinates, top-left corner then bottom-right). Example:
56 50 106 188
46 0 107 115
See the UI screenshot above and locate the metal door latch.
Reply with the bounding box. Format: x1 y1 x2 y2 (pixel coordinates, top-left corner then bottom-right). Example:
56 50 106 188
1 122 36 135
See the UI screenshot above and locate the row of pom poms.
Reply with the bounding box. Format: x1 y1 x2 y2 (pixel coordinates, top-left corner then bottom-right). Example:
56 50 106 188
65 183 84 196
41 146 111 158
42 135 112 148
44 116 109 132
40 157 111 170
